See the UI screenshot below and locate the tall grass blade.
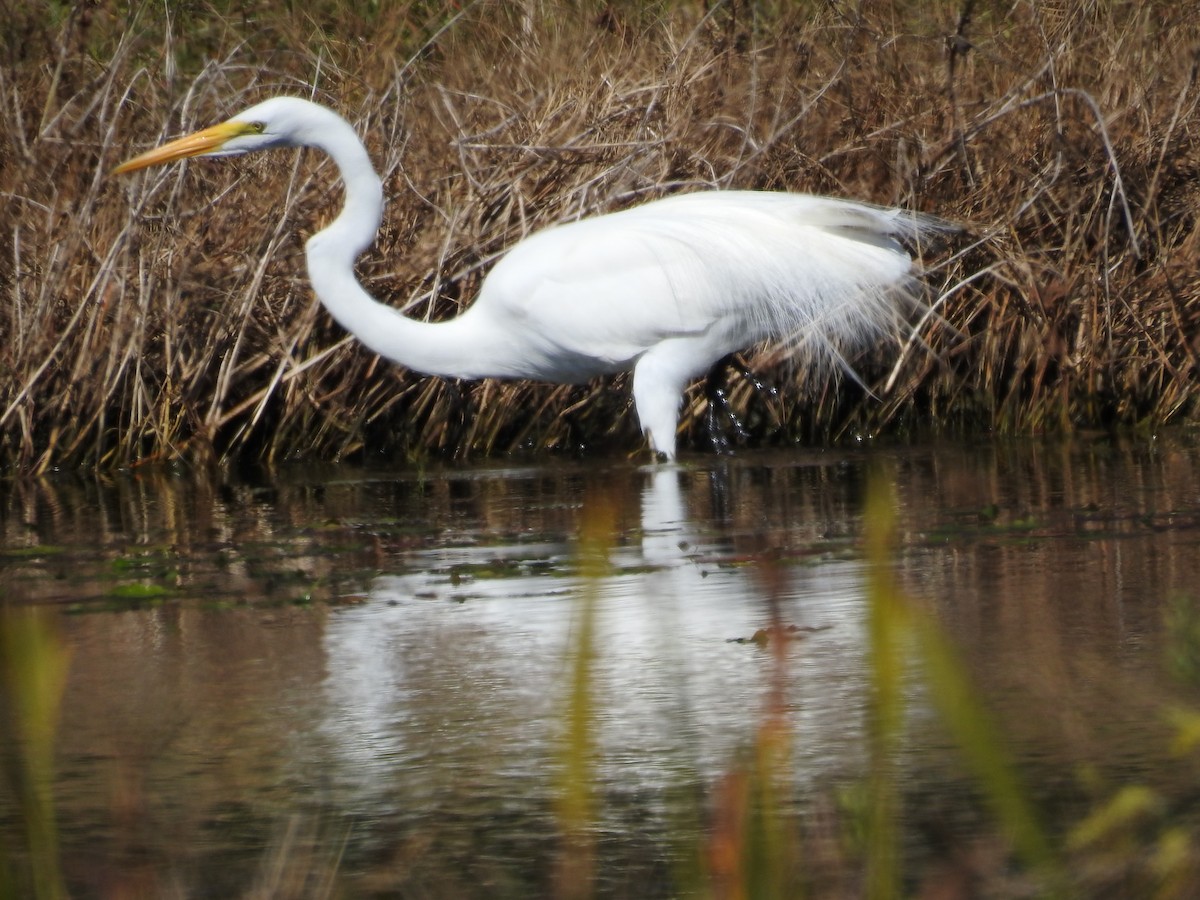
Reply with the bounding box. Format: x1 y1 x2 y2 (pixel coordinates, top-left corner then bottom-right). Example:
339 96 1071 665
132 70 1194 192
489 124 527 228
865 473 1060 895
0 609 70 900
863 479 907 900
909 610 1061 888
555 492 615 899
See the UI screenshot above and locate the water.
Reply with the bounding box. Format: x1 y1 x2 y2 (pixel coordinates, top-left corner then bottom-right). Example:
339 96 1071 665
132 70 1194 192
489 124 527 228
3 437 1200 896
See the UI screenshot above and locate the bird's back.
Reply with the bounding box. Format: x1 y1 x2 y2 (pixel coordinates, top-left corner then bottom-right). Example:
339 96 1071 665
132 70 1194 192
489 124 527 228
472 190 943 382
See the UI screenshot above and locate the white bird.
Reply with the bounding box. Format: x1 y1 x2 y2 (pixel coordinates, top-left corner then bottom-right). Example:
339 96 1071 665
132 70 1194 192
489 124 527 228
114 96 946 460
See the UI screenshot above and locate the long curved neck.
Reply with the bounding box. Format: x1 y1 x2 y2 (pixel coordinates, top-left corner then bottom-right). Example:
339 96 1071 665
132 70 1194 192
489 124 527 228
302 113 500 379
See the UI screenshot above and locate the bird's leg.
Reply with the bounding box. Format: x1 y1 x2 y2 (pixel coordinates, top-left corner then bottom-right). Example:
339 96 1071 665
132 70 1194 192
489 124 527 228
704 354 751 455
634 338 721 461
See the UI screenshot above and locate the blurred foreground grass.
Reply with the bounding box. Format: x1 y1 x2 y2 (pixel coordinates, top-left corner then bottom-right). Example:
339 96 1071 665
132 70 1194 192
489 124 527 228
5 471 1200 896
0 611 69 900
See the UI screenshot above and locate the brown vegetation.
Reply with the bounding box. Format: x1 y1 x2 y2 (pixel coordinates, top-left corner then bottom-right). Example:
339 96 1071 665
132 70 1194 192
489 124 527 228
2 0 1199 472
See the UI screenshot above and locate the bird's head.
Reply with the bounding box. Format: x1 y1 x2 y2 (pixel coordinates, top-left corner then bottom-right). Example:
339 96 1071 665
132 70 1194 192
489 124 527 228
112 97 334 174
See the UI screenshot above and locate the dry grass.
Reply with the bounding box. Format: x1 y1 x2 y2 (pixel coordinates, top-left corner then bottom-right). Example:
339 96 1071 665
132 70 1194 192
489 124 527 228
2 0 1199 472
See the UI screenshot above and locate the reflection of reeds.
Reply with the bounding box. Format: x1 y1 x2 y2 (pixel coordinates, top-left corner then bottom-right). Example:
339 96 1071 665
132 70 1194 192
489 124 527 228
4 3 1200 470
553 468 1200 898
552 476 1061 898
8 455 1200 893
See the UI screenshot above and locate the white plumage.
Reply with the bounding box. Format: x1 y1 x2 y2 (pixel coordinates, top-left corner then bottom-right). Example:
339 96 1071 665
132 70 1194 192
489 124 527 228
116 96 947 459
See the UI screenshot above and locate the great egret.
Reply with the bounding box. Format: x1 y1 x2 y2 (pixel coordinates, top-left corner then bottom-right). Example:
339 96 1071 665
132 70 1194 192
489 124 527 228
114 96 947 459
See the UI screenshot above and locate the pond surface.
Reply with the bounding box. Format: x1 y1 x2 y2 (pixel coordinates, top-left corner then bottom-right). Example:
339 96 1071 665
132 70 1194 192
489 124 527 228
3 437 1200 897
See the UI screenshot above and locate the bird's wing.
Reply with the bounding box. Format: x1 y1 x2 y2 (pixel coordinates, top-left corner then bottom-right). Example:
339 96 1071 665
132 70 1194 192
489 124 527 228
475 192 939 380
479 212 723 374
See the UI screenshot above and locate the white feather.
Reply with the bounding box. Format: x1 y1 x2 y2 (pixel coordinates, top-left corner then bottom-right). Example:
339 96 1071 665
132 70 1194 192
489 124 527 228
117 96 950 460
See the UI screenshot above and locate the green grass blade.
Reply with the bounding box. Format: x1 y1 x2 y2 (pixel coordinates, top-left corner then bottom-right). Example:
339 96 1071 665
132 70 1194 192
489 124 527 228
0 609 70 900
864 478 907 900
555 494 615 899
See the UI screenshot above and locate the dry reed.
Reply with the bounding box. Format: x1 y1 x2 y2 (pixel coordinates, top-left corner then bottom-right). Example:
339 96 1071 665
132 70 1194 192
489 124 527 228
2 0 1199 472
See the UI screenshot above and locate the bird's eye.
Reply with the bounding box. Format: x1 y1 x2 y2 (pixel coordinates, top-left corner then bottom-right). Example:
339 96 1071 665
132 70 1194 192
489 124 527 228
248 122 266 134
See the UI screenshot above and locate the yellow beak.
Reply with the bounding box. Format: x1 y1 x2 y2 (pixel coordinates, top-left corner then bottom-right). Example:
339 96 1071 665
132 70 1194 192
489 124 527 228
112 120 253 174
